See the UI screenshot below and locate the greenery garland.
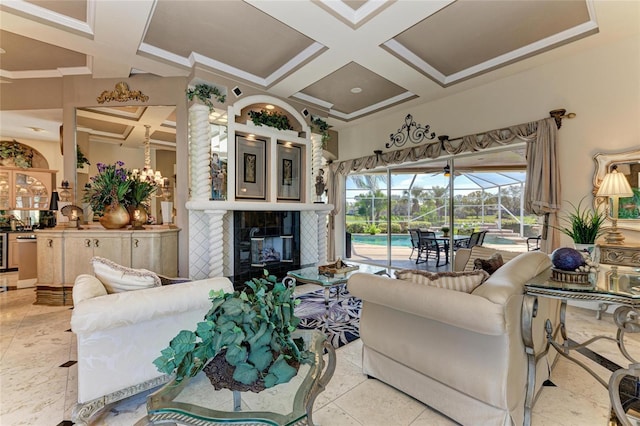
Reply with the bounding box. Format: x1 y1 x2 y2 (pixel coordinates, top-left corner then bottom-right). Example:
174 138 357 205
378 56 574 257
248 109 293 131
0 140 33 168
310 116 330 147
77 145 90 168
186 84 226 112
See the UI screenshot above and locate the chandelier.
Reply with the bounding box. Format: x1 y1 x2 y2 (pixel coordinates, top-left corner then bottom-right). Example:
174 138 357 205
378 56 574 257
132 125 170 196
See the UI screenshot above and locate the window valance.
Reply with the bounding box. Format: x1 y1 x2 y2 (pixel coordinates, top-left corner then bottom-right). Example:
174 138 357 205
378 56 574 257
326 116 561 256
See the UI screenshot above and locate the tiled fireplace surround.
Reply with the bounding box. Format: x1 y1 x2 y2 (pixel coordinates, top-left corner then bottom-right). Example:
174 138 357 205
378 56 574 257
184 101 331 282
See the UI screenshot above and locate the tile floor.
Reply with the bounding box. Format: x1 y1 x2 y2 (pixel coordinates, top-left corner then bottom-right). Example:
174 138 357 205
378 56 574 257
1 270 637 426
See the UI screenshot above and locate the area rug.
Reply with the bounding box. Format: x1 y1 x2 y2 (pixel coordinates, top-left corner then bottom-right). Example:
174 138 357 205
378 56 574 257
294 287 361 349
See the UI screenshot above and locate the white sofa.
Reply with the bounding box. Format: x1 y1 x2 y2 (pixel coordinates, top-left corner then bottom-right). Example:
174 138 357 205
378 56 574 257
348 249 560 426
70 273 234 425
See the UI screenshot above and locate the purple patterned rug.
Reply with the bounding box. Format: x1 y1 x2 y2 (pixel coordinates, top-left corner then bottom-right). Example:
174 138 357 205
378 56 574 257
294 288 361 349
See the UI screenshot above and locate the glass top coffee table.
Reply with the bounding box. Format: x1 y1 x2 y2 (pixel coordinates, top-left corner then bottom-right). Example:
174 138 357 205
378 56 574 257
145 330 335 425
286 262 387 312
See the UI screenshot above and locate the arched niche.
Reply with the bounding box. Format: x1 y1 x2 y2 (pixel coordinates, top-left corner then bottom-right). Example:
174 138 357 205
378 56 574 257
0 140 50 169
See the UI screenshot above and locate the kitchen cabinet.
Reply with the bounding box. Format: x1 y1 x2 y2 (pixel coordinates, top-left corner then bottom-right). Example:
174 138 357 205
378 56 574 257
7 233 19 269
35 226 179 305
0 167 57 210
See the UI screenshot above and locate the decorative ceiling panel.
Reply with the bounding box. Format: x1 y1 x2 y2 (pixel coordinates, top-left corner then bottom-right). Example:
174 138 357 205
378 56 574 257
144 0 315 79
24 0 87 22
0 30 86 71
388 0 594 85
300 62 407 115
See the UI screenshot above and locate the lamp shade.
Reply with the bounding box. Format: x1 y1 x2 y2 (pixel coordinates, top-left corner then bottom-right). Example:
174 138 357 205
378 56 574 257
596 168 633 197
50 191 60 211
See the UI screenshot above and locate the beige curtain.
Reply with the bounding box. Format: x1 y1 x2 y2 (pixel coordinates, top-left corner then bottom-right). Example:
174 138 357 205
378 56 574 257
523 118 561 252
326 116 562 257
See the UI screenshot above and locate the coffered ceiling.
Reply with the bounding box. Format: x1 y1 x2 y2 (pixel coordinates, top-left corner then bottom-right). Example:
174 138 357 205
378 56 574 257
0 0 638 146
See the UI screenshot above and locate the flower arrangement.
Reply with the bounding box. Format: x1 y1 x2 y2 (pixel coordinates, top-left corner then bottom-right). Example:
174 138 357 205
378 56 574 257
84 162 161 217
83 161 132 216
125 169 158 209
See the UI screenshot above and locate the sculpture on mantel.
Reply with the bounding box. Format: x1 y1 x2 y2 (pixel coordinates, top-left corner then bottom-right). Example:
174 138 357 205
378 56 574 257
315 169 326 203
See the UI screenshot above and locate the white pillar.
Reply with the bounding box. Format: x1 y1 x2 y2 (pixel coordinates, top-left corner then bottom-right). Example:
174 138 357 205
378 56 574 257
189 103 211 201
206 210 226 277
317 211 329 264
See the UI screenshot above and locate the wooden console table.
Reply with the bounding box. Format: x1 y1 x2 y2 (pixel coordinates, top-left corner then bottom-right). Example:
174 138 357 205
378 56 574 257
35 226 179 306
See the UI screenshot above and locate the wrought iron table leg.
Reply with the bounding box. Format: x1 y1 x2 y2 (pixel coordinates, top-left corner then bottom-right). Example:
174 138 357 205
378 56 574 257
306 341 336 426
522 294 539 426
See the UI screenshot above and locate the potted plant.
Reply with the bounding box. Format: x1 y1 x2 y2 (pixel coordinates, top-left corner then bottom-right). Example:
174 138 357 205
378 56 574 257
441 226 450 237
124 169 158 224
557 197 606 251
153 271 311 392
83 161 132 228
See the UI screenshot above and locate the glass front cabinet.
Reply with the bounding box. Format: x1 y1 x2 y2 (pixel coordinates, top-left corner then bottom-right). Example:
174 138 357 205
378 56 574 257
0 167 56 211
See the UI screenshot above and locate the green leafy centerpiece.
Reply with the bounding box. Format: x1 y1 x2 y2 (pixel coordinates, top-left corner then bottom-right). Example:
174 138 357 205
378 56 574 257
153 271 310 393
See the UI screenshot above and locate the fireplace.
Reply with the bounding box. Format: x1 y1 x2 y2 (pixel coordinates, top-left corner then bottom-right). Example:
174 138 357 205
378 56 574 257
233 211 300 287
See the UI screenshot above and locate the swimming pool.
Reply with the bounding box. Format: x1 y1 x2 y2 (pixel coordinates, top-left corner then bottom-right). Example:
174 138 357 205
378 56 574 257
351 233 517 246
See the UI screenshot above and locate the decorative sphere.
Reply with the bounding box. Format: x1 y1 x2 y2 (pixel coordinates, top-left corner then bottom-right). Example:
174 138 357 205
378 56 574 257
551 247 586 271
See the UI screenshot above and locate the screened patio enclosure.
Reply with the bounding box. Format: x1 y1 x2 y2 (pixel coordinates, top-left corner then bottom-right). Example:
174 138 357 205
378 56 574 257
343 153 541 270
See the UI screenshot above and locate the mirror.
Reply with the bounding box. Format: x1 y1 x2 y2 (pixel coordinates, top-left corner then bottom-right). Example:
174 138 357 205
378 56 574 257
74 105 177 223
592 148 640 225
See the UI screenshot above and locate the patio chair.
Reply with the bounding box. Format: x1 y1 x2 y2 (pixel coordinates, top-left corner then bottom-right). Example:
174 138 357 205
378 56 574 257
527 235 541 251
408 229 424 261
467 230 488 248
419 230 448 267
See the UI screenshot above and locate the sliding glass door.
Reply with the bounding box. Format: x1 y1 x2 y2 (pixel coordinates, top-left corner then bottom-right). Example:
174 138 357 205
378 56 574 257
343 154 538 270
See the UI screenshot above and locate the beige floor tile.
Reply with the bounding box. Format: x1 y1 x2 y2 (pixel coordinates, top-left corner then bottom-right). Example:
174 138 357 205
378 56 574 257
313 402 363 426
333 379 426 426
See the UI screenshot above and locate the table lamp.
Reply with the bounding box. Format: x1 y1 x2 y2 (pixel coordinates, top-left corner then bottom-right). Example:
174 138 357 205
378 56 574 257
596 165 633 244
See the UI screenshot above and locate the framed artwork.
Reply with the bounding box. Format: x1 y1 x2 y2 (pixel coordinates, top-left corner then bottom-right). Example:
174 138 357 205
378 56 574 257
277 143 301 201
236 136 266 199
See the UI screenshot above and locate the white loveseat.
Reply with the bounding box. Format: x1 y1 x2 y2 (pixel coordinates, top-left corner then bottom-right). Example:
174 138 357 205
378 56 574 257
348 248 560 426
70 273 234 425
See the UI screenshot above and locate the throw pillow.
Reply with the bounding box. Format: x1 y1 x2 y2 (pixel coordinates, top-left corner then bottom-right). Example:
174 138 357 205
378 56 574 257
463 245 521 272
91 256 161 294
159 275 192 286
473 252 504 275
395 269 489 293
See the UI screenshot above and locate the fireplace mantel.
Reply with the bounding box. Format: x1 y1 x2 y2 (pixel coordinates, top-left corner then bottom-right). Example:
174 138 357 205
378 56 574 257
186 200 333 213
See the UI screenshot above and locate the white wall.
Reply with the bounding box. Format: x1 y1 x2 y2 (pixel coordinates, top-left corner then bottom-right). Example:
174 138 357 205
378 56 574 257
336 34 640 247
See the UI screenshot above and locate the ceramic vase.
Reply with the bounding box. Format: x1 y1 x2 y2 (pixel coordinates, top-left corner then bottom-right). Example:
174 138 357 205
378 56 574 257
128 204 148 225
99 204 130 229
573 243 595 256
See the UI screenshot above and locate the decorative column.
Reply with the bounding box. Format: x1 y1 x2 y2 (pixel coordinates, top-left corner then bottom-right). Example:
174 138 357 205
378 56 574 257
206 210 226 277
188 103 211 200
317 211 329 264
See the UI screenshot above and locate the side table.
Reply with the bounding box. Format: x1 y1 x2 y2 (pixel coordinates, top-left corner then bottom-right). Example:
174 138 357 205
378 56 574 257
523 268 640 426
144 330 336 425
